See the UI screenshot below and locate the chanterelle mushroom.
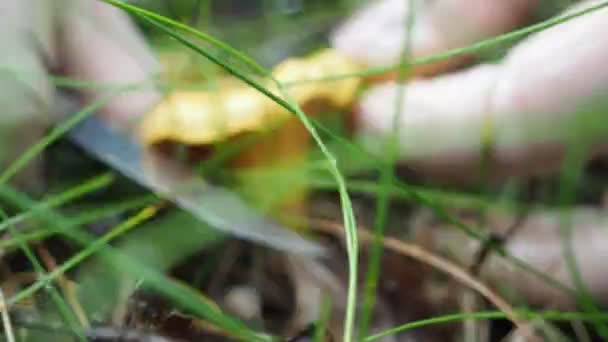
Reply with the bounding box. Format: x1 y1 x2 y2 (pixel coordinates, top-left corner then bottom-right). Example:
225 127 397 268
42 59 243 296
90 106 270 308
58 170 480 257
137 48 363 224
138 49 362 147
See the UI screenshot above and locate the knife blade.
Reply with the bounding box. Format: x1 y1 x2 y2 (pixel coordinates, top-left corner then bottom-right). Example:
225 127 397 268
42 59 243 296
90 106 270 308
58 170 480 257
55 13 342 257
58 94 325 257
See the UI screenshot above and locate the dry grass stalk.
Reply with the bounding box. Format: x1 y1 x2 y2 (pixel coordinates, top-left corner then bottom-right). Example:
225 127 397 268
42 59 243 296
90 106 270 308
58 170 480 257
310 218 537 339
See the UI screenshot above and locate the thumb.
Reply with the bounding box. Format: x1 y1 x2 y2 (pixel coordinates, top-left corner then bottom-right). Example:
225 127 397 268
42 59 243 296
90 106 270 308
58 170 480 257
57 0 161 129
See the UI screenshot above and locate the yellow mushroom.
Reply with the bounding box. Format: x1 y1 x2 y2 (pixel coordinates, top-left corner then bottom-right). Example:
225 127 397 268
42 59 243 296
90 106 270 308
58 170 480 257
138 48 363 226
139 48 363 146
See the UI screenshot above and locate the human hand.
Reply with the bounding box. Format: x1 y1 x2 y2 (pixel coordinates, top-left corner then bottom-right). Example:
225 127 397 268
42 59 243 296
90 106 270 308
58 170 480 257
331 0 608 183
0 0 160 190
331 0 608 307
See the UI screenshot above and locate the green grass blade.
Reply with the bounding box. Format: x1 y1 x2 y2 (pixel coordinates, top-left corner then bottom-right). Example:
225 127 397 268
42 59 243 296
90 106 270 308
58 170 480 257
7 205 157 304
0 173 114 234
0 185 270 342
314 296 333 342
0 88 129 186
98 5 361 341
359 0 416 338
0 207 86 340
365 310 608 341
0 196 156 250
281 89 360 342
284 0 608 85
306 118 573 295
558 133 608 337
101 0 269 78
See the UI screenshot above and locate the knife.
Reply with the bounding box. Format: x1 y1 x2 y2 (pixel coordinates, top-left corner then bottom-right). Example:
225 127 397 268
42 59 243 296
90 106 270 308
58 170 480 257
55 12 344 257
57 93 326 257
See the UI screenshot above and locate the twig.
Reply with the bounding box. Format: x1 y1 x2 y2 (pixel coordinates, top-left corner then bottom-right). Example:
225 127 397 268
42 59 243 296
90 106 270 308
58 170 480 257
0 288 15 342
461 290 487 342
36 244 90 329
571 318 592 342
207 241 241 298
112 276 136 325
470 205 530 276
310 218 535 338
464 208 529 337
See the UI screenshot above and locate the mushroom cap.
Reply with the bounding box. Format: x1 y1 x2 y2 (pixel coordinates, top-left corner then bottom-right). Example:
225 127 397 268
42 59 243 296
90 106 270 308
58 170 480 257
138 49 363 146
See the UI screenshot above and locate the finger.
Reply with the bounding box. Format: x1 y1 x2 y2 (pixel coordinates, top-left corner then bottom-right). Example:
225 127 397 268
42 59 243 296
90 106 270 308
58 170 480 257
420 206 608 308
330 0 537 78
57 0 161 129
0 0 56 191
355 2 608 182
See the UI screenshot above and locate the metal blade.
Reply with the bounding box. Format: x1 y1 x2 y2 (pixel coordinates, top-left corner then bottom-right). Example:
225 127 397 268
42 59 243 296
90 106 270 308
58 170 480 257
55 16 339 257
65 112 325 257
